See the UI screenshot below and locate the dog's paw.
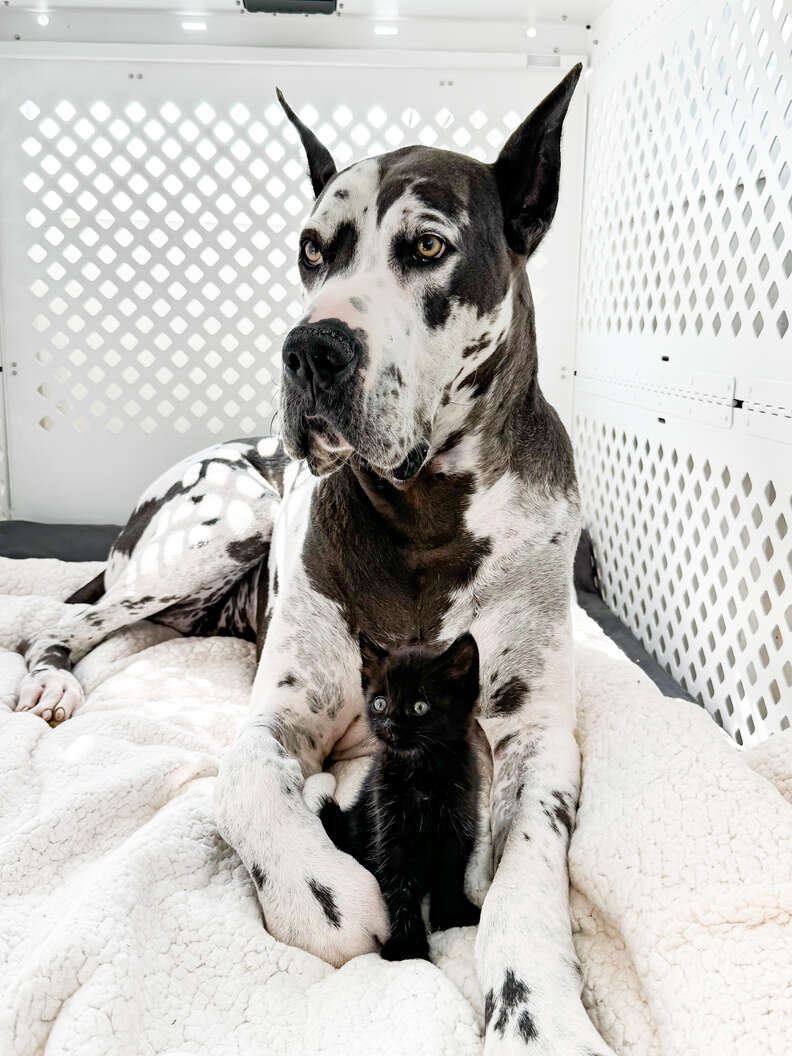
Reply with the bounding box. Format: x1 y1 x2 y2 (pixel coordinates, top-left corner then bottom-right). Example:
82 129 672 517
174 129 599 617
380 933 430 962
263 838 390 967
215 736 388 967
16 669 84 724
303 772 337 813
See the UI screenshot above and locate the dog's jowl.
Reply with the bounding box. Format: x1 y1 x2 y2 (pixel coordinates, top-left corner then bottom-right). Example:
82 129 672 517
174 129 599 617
16 65 614 1055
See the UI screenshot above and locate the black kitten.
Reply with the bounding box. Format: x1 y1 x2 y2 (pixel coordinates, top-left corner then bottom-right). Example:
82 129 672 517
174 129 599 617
317 631 481 961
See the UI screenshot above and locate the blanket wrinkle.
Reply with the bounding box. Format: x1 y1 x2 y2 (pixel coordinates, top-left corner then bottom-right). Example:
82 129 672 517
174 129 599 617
1 557 791 1056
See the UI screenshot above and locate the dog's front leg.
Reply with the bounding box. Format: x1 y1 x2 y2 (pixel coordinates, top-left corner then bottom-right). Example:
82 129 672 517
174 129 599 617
476 642 614 1056
214 585 389 967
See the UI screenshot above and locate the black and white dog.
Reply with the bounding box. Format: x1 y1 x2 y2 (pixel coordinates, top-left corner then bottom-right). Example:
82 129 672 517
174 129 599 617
15 65 612 1054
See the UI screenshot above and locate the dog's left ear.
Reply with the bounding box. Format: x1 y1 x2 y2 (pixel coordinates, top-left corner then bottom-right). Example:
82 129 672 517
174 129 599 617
276 88 337 197
492 63 582 257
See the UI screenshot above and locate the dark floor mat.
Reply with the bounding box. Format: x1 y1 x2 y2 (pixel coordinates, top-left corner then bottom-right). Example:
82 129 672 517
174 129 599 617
0 521 120 563
0 521 693 702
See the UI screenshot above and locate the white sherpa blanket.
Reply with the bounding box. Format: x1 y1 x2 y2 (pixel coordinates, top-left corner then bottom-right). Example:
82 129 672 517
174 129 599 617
1 558 791 1056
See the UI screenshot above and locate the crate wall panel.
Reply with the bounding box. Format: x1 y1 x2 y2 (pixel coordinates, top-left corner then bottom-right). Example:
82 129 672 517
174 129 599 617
576 0 792 744
0 54 585 522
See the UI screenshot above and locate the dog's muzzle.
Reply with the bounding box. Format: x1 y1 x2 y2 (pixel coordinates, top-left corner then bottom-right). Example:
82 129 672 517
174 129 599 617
282 321 361 396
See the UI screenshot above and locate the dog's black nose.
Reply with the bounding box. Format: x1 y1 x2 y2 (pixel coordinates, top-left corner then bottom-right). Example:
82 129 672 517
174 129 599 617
282 321 361 392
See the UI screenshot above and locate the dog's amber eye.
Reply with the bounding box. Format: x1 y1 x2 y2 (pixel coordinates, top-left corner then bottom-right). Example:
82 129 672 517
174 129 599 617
301 239 323 268
414 234 446 260
372 696 387 713
413 700 430 716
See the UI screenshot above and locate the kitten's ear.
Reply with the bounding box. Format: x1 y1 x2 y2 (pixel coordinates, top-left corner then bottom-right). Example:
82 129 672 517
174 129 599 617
438 633 479 682
359 631 388 673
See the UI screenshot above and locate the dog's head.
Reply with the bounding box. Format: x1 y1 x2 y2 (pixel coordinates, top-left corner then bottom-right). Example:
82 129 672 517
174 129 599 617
277 66 581 479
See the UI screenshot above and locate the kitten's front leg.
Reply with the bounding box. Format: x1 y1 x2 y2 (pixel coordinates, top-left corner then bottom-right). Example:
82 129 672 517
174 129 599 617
430 834 481 932
379 876 430 961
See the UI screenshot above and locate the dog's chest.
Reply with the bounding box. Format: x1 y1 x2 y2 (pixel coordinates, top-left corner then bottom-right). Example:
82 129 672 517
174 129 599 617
298 469 498 646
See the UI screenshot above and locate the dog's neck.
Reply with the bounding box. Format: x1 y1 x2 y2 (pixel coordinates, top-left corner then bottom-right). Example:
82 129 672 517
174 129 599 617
342 272 543 529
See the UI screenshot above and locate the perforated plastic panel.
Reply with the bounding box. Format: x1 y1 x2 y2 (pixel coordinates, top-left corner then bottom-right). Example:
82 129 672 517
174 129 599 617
576 0 792 743
0 53 584 522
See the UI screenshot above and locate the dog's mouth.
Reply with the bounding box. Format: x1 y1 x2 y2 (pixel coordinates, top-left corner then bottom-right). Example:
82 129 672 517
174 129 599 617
305 415 353 456
389 443 430 482
285 397 430 484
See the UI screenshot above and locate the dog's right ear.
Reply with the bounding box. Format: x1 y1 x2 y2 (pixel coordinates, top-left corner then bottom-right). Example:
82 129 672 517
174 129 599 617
492 63 582 257
359 632 388 679
276 88 337 197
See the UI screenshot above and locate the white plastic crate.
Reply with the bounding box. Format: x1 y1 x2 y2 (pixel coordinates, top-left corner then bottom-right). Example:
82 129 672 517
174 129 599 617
575 0 792 744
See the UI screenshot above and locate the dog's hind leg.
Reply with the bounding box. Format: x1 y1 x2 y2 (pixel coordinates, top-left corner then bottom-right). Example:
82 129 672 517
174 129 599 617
16 437 288 724
16 592 179 723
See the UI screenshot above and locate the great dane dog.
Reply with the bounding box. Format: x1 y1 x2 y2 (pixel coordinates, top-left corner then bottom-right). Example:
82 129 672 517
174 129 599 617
15 64 612 1054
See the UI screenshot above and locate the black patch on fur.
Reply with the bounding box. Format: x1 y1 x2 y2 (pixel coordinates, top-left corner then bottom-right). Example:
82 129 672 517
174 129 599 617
490 676 528 715
383 363 404 387
494 732 517 755
462 335 490 358
251 863 266 889
113 479 187 557
551 790 573 838
423 288 451 329
278 673 298 688
227 535 265 564
435 428 465 457
458 344 504 399
190 494 203 504
349 295 367 312
307 878 342 928
203 518 219 526
501 968 529 1011
517 1009 538 1042
65 571 105 605
542 801 560 836
550 531 562 544
35 645 70 671
323 220 359 277
334 187 349 200
484 989 495 1029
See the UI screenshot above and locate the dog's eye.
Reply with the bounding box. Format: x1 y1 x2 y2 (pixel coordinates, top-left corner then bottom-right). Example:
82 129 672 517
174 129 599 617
300 239 323 268
371 696 387 713
412 700 430 716
414 234 446 261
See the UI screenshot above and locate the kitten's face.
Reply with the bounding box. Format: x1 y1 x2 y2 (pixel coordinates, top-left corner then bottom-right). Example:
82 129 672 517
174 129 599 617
359 633 479 755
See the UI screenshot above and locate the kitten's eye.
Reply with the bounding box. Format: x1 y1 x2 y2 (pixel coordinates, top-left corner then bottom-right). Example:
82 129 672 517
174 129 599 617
300 238 323 269
413 233 446 261
413 700 430 716
372 696 387 713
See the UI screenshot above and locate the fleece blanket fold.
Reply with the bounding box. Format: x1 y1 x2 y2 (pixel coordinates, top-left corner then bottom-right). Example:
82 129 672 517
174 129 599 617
0 557 790 1056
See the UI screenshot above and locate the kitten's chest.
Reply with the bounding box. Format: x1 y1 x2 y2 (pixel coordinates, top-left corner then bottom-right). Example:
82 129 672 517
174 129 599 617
380 771 460 832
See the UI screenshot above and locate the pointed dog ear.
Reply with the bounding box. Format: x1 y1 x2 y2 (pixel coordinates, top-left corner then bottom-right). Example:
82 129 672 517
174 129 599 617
276 87 338 197
492 63 582 257
359 631 388 676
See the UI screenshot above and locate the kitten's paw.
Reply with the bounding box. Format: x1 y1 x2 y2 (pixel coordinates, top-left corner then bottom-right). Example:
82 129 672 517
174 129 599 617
381 934 430 962
432 896 481 932
303 772 337 813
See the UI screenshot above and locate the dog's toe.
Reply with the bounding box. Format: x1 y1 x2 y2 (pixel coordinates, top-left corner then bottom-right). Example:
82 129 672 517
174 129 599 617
16 670 84 724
